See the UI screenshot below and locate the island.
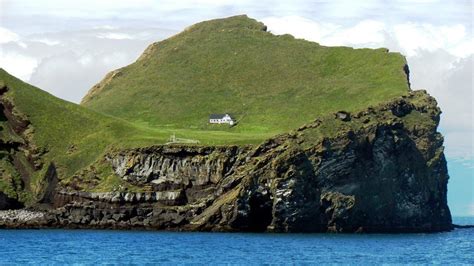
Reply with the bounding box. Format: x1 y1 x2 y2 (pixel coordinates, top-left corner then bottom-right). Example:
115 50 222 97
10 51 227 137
0 15 452 233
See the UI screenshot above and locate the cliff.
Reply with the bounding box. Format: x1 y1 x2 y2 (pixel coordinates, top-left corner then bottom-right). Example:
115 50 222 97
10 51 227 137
1 90 452 232
0 15 453 232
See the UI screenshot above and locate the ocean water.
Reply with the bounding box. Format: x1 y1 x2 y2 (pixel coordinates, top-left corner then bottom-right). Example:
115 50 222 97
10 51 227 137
0 217 473 264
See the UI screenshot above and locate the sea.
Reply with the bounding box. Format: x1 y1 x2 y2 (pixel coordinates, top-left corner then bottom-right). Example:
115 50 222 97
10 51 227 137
0 217 472 265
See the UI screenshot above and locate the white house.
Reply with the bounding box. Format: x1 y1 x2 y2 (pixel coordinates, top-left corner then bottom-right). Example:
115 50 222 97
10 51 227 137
209 113 235 125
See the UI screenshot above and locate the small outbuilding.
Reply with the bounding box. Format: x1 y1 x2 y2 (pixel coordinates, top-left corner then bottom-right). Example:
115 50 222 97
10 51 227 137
209 113 235 125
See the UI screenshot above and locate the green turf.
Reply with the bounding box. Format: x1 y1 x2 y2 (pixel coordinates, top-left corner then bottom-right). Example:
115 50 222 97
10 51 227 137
0 68 267 184
1 15 411 195
82 15 410 141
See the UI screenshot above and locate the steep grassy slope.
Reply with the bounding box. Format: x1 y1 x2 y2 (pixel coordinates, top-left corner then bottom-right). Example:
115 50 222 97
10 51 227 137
82 15 410 140
1 15 413 205
0 68 272 204
0 69 165 202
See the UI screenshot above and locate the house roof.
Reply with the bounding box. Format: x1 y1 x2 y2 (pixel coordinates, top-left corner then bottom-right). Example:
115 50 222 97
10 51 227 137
209 113 232 119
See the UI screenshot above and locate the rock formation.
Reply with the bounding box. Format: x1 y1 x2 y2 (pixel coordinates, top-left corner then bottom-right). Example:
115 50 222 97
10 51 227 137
0 90 453 232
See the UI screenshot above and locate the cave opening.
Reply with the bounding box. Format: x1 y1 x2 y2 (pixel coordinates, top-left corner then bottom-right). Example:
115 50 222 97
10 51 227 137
0 104 6 123
247 192 273 232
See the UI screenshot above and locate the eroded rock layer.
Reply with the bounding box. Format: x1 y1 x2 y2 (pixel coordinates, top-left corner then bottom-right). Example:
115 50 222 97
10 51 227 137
0 91 453 232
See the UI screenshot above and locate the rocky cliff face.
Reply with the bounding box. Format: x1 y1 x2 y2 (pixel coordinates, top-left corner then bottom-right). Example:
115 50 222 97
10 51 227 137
0 91 452 232
0 85 47 207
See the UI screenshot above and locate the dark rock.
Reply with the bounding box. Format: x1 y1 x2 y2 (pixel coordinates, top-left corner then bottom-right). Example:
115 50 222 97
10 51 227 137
453 224 474 229
0 91 453 233
0 192 23 210
391 100 413 117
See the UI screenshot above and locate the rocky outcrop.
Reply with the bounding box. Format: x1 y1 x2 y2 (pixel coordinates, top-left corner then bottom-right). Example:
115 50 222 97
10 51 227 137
0 85 48 206
110 146 251 188
0 210 46 228
80 69 124 104
1 86 33 206
0 90 453 233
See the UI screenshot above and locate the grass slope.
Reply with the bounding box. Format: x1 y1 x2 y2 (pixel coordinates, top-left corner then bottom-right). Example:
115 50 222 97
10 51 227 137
82 15 410 142
0 69 162 196
0 69 269 199
1 15 412 198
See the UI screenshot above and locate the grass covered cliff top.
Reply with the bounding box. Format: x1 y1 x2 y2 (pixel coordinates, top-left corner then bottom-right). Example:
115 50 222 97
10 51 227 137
0 69 156 196
82 15 410 140
1 15 413 199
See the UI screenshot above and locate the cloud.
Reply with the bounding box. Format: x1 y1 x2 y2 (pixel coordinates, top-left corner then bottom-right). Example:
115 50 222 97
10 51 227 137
28 51 132 102
21 28 156 103
408 52 472 161
262 16 473 58
31 38 60 46
431 56 473 160
93 25 118 30
0 52 38 80
262 16 338 43
393 23 471 57
97 32 134 40
323 20 387 46
0 25 178 103
262 17 390 48
0 26 19 44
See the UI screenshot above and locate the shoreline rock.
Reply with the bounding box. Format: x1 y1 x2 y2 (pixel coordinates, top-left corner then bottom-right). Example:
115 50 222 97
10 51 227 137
0 91 453 233
453 224 474 229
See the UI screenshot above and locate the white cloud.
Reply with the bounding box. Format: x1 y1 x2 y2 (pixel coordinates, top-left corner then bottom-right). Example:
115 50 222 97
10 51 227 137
261 16 338 42
263 16 474 58
97 32 134 40
450 39 474 58
323 20 386 46
2 0 242 20
28 52 112 102
93 25 118 30
393 23 471 57
78 55 93 66
0 27 27 49
0 25 175 103
24 33 148 103
0 52 38 80
262 17 388 48
431 56 473 160
0 26 19 44
407 51 472 161
101 52 129 66
32 38 60 46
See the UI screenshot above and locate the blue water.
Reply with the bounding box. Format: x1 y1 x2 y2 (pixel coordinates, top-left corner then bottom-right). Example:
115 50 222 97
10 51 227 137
1 217 473 264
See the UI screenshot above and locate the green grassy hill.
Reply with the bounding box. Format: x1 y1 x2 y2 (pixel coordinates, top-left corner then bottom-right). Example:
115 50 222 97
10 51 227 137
0 69 167 201
81 15 410 141
0 66 269 202
1 15 412 203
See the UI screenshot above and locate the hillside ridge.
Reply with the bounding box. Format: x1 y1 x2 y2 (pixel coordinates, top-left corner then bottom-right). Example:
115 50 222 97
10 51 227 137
81 15 410 141
0 16 452 233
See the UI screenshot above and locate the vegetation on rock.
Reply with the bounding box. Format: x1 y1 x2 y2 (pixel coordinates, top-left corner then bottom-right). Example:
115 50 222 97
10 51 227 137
0 16 452 232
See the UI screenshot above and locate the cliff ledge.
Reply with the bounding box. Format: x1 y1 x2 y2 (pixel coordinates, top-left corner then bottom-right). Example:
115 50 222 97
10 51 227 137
0 90 452 232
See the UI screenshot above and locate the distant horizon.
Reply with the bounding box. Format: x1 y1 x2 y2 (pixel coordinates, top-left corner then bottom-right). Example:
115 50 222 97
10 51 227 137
0 0 472 216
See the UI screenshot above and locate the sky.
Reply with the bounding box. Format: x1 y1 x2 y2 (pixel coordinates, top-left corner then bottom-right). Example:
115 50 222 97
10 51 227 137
0 0 472 215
